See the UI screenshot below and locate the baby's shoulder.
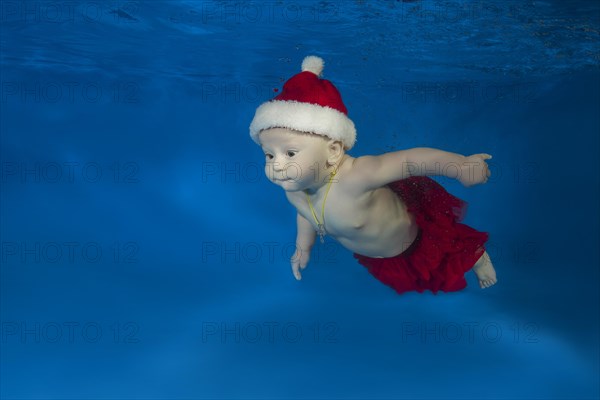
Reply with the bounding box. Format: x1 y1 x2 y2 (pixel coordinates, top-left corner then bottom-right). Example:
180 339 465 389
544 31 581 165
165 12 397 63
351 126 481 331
338 156 373 191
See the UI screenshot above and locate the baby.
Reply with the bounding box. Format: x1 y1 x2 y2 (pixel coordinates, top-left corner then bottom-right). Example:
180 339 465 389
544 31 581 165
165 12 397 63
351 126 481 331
249 56 497 295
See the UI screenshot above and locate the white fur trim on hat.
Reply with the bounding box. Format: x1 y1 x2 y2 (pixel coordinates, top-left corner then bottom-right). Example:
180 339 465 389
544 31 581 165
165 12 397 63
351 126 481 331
249 100 357 150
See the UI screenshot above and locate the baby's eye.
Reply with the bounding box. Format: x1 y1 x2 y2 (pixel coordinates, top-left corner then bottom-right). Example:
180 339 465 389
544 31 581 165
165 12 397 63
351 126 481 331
287 151 296 157
265 154 273 160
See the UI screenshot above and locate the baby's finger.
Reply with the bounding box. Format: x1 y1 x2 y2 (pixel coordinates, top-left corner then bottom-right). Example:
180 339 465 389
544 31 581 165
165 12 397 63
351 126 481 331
291 262 301 280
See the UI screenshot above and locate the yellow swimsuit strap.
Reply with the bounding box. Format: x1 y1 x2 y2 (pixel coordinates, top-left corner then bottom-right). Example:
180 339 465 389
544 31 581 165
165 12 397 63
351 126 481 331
305 168 337 229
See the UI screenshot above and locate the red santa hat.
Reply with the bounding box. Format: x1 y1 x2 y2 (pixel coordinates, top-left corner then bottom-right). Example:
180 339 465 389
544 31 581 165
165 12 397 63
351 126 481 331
249 55 357 150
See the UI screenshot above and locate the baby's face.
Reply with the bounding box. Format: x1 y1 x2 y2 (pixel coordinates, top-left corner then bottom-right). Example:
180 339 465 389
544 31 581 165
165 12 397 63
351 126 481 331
259 127 331 192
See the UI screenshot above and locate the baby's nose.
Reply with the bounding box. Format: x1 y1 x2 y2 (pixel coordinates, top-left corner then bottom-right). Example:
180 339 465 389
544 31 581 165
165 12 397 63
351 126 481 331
271 160 285 171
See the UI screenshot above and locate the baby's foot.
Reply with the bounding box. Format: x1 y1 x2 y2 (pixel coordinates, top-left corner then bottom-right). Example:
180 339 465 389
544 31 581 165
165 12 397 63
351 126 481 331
472 251 497 289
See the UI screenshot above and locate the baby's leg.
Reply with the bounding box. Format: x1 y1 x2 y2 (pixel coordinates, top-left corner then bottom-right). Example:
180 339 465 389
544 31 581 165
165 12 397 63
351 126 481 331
472 251 497 289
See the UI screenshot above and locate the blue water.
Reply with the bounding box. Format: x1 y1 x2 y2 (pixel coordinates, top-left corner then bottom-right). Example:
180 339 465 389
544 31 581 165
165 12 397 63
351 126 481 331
1 1 599 399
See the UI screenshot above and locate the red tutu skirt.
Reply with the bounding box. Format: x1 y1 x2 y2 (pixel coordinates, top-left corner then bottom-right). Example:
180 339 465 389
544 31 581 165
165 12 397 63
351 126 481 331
353 176 489 295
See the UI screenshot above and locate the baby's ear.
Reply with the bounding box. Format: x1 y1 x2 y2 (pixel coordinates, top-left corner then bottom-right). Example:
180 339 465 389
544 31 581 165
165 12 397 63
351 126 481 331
327 140 344 161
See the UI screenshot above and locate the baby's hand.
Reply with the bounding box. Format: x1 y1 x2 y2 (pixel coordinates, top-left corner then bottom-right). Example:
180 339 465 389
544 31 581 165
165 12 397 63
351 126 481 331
459 153 492 187
291 246 310 280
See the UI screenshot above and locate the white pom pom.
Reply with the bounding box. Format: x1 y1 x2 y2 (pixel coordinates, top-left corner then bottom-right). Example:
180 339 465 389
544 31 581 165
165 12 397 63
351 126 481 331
301 55 324 77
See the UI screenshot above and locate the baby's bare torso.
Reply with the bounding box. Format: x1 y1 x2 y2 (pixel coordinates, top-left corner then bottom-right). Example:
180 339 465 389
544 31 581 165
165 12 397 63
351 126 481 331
286 156 419 258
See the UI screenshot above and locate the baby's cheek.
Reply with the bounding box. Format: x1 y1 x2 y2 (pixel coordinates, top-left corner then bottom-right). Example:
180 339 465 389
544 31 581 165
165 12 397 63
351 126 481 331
264 165 274 181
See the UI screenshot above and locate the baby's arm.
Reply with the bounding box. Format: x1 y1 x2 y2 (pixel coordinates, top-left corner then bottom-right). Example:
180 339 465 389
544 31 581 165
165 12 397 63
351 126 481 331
405 147 466 179
291 213 316 280
351 147 491 190
405 148 492 187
